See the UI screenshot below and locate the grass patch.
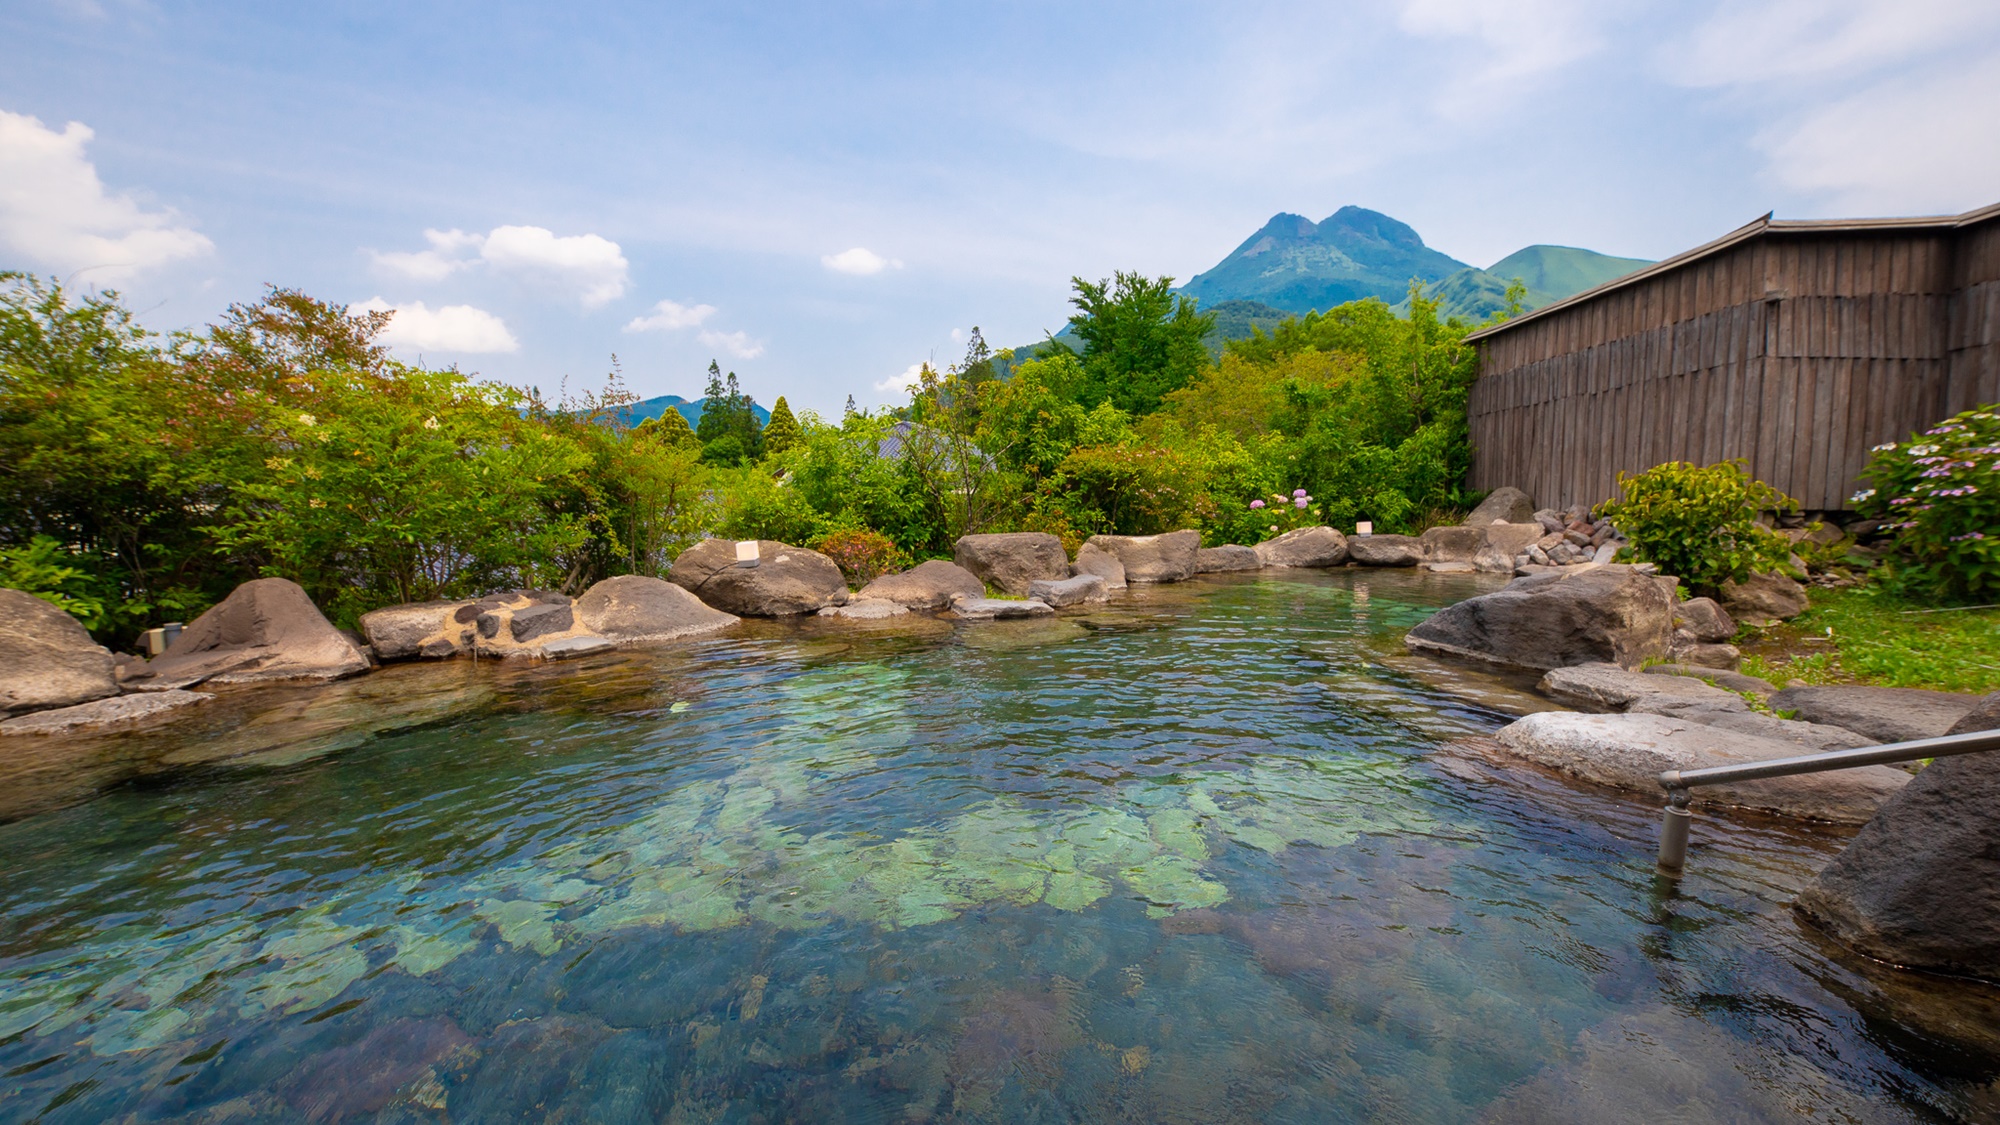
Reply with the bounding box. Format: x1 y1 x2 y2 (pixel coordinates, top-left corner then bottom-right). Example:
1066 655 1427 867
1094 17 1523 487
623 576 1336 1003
1737 586 2000 695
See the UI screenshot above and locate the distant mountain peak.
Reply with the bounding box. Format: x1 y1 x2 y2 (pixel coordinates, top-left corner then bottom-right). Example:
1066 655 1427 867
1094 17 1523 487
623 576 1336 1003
1181 205 1468 315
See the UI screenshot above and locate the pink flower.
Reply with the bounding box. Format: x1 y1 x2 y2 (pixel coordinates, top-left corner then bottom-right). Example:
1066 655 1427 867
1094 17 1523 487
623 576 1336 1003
1250 499 1265 509
1294 497 1309 509
1293 488 1308 498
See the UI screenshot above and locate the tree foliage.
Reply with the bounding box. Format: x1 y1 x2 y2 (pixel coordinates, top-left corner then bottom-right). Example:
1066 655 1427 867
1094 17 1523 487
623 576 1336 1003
1594 460 1798 594
1067 272 1216 415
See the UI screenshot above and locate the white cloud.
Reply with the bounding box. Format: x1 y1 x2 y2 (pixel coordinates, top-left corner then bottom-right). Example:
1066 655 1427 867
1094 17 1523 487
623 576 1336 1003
0 110 212 281
874 363 923 394
1667 0 2000 87
354 297 519 354
698 328 764 359
370 228 483 282
1397 0 1607 120
1760 59 2000 213
821 246 902 276
480 225 629 307
623 298 717 333
369 224 630 307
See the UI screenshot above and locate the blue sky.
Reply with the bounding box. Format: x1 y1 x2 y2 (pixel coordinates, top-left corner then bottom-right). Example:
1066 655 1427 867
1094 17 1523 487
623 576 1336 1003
4 1 1998 416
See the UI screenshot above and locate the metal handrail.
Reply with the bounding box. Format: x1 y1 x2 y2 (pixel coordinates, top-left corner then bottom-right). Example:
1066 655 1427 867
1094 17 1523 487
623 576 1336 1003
1655 727 2000 875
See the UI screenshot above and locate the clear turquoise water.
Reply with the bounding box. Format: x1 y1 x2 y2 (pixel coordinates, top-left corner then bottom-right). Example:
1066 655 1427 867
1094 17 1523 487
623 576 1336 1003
2 570 1996 1123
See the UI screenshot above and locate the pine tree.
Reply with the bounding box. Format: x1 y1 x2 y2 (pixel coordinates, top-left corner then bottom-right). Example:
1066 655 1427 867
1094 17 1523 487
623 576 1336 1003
636 405 696 445
844 394 857 418
762 395 801 457
695 360 728 444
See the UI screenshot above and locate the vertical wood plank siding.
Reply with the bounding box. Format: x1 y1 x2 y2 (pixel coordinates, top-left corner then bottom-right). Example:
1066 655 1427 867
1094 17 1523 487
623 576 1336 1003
1468 213 1999 511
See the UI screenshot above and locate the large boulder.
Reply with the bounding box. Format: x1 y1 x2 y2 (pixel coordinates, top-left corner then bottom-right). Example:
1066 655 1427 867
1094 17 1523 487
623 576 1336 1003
858 560 984 610
816 597 910 620
1717 571 1808 623
1793 693 2000 980
1420 525 1487 565
128 578 369 686
1071 543 1128 589
1538 662 1748 715
1673 597 1736 643
0 588 118 714
1 690 212 735
1029 574 1108 607
670 538 847 616
1194 545 1260 573
575 575 739 643
1346 534 1423 567
1404 564 1673 672
1254 526 1348 568
1493 711 1908 824
1767 684 1981 744
1081 530 1200 583
1464 486 1535 526
952 533 1069 597
950 597 1056 620
1539 663 1870 752
1481 521 1544 560
360 600 478 661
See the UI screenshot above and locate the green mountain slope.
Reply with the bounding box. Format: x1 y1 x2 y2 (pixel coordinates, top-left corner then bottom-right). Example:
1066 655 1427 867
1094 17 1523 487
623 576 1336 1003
1179 207 1471 315
1425 245 1654 321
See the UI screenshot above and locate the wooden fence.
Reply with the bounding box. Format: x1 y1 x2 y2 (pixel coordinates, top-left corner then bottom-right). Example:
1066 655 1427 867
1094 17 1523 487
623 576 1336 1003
1466 204 2000 512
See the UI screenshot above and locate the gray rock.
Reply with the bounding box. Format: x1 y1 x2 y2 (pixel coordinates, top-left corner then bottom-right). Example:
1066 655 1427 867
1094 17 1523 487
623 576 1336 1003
1642 664 1776 695
1472 545 1518 574
0 689 214 734
817 597 911 620
360 600 476 661
1405 565 1674 672
1493 711 1908 824
1673 596 1735 642
1668 635 1741 669
1346 534 1423 567
950 597 1057 620
1482 522 1544 560
574 575 739 642
1028 574 1108 607
952 532 1070 596
1081 530 1201 583
857 560 984 610
1194 545 1261 573
1422 561 1477 574
1071 543 1128 589
1949 691 2000 736
1678 709 1874 752
1420 525 1487 564
670 538 848 616
1794 695 2000 980
1254 526 1348 568
0 587 118 714
510 603 574 642
127 578 369 686
1464 486 1535 526
1768 684 1981 744
1718 571 1808 623
1538 662 1748 714
534 636 615 659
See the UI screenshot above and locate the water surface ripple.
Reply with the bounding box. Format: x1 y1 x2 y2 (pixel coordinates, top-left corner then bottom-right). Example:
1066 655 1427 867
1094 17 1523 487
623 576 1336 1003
1 569 1995 1123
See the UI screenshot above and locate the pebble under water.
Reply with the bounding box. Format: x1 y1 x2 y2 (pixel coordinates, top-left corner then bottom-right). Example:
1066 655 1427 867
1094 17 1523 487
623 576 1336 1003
2 569 1997 1123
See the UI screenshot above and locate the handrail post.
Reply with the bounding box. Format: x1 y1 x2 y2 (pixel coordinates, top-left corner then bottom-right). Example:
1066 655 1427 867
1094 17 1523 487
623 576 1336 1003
1657 782 1692 875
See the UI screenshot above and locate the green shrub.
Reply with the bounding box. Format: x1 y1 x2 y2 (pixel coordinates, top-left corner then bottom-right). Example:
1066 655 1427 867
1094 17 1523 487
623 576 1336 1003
1857 405 2000 602
815 527 908 586
1594 460 1796 593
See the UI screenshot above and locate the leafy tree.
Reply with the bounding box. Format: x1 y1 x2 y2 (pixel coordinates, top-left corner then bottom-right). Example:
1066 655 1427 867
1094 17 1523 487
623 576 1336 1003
762 395 802 457
635 405 696 446
695 360 763 460
1067 272 1216 415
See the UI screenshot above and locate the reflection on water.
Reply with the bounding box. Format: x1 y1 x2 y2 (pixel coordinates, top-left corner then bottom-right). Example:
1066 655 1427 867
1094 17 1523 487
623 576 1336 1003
1 569 1995 1123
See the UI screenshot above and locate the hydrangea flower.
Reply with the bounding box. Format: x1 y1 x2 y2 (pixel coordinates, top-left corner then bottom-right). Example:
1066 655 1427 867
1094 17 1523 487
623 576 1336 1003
1249 499 1265 509
1293 488 1308 498
1294 497 1309 509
